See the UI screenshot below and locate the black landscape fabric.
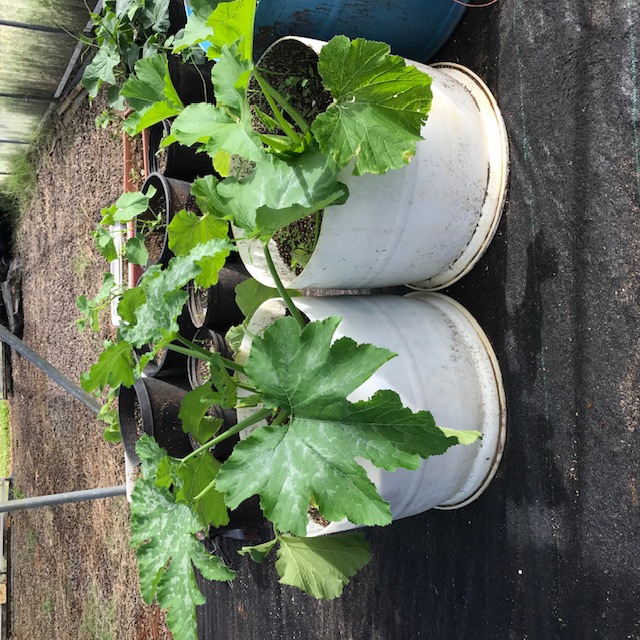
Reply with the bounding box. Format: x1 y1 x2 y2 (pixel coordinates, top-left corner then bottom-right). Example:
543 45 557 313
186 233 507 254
197 2 640 638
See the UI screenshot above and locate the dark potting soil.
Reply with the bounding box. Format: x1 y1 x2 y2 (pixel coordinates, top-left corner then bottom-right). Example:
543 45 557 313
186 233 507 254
273 211 323 275
195 337 221 385
308 504 330 527
250 38 332 136
133 399 144 439
141 191 167 266
145 228 166 266
185 194 200 215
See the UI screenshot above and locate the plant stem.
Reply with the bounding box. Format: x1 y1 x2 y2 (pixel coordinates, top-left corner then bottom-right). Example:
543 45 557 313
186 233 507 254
270 410 289 427
180 406 273 466
262 241 306 330
193 477 217 502
254 67 310 133
257 133 292 152
253 69 302 145
175 335 245 374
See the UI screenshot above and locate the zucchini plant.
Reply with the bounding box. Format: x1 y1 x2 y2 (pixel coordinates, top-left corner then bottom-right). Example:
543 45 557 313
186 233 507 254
80 1 480 637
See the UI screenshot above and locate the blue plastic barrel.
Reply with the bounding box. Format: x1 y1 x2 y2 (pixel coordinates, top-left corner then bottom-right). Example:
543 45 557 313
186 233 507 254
184 1 465 63
253 0 466 62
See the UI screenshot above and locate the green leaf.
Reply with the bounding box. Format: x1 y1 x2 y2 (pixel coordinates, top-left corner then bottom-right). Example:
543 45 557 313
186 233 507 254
125 236 149 265
172 12 214 53
179 383 225 444
313 36 433 175
206 0 256 61
213 145 348 235
120 53 183 134
109 188 155 223
167 209 229 257
238 538 276 562
141 0 170 33
82 44 120 98
117 286 146 326
120 238 232 347
225 324 244 352
131 436 236 640
94 226 118 262
176 454 230 528
216 316 463 536
275 533 370 599
439 426 481 445
121 53 169 108
168 101 263 164
210 42 253 115
235 278 299 322
81 340 136 392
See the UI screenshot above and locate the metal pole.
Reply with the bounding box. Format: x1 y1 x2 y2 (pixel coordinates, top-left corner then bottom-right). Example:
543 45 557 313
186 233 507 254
0 485 126 513
0 93 54 102
0 324 102 414
0 19 67 35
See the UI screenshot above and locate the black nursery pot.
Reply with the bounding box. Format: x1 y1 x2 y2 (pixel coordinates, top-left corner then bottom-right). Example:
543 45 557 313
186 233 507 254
118 377 193 465
168 55 215 105
187 262 250 331
167 0 188 36
140 172 191 269
186 326 234 390
147 119 215 182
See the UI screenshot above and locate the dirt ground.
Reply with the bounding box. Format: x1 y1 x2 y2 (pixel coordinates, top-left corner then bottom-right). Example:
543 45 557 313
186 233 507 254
7 87 171 639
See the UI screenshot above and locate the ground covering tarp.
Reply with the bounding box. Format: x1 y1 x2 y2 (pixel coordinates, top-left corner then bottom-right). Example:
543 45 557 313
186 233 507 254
197 1 640 637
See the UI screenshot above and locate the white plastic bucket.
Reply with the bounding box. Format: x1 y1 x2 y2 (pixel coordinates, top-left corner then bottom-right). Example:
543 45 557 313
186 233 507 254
236 37 509 290
235 293 506 535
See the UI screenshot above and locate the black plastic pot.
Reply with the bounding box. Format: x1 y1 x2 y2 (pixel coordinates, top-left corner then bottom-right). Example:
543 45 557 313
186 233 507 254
118 377 193 465
186 327 234 389
140 172 191 269
168 55 215 105
187 262 250 331
167 0 188 36
147 119 215 182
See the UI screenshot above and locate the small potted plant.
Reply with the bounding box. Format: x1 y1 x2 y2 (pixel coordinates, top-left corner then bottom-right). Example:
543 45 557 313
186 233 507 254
79 1 507 638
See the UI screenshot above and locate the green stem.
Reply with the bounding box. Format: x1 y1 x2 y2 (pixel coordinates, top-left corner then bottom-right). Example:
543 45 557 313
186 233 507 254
193 477 217 502
237 381 257 393
175 335 245 374
253 69 302 145
270 410 289 427
262 241 306 330
257 133 293 152
254 67 310 133
180 406 272 466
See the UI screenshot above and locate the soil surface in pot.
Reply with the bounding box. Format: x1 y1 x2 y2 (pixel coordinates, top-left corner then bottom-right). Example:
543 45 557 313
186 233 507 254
273 211 323 275
140 189 167 265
